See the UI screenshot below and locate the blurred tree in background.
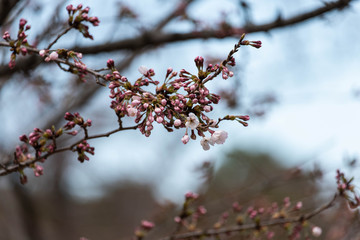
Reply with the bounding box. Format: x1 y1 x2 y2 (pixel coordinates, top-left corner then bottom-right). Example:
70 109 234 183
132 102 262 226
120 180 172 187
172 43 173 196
0 0 359 239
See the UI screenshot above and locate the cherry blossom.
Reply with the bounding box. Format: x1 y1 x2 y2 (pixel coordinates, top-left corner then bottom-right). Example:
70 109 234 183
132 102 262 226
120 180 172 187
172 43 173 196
185 113 199 130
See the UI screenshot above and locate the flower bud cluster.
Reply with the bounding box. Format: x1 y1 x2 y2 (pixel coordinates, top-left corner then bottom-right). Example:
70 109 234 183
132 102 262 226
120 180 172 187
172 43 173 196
13 112 93 183
106 55 249 149
173 192 206 231
66 4 100 40
15 126 63 183
2 18 32 68
240 40 262 49
39 49 87 80
75 140 94 163
134 220 155 239
64 112 94 162
336 170 360 209
64 112 92 133
18 126 62 159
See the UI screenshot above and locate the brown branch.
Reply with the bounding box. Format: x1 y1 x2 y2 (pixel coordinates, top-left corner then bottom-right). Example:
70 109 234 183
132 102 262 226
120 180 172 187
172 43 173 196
0 0 353 77
0 42 107 83
153 0 195 32
71 0 353 54
159 194 338 240
0 125 138 176
47 26 73 49
0 0 22 27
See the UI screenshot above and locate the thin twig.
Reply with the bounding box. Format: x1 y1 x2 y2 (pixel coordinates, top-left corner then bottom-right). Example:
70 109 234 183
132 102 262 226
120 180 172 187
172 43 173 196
0 125 138 176
160 194 338 240
69 0 354 54
47 26 73 49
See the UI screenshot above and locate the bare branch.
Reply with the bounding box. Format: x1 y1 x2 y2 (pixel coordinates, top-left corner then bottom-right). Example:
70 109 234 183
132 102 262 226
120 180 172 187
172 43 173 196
159 194 338 240
71 0 354 54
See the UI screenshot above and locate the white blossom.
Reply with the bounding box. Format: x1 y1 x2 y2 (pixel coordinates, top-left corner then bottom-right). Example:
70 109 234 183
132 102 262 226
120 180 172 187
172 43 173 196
211 130 228 144
185 113 199 130
312 226 322 237
138 65 148 75
200 136 214 151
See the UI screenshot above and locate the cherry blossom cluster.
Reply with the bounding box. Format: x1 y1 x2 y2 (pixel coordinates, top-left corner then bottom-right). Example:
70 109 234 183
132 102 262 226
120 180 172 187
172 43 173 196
13 112 93 183
39 48 88 80
2 18 32 68
134 220 155 240
66 4 100 40
63 112 94 162
139 192 325 240
106 52 252 150
173 192 207 231
2 4 262 182
16 126 62 183
336 169 360 209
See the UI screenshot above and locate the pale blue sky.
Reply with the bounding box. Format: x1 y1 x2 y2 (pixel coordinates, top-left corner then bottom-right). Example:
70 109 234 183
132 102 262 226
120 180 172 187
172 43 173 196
1 0 360 202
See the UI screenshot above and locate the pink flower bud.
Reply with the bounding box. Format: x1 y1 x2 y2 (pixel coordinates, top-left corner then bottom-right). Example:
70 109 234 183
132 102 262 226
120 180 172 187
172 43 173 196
127 107 137 117
174 216 181 223
66 4 73 13
107 59 114 68
19 18 27 28
67 130 78 136
312 226 322 237
204 105 211 112
39 49 46 57
181 134 189 144
185 192 199 200
34 164 44 177
197 205 207 215
141 220 155 230
8 60 16 69
20 47 28 55
174 119 181 127
156 116 163 123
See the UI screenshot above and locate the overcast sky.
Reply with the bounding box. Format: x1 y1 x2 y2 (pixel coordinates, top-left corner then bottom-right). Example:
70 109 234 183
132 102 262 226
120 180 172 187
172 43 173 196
2 0 360 202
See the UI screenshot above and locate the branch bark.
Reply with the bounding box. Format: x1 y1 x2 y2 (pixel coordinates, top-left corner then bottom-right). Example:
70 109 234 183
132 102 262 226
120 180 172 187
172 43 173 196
159 194 338 240
71 0 353 54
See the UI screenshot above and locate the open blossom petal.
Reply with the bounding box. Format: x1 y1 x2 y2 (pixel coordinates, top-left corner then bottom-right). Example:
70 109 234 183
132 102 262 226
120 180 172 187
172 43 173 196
200 137 213 151
312 226 322 237
185 113 199 130
211 130 228 144
138 65 148 75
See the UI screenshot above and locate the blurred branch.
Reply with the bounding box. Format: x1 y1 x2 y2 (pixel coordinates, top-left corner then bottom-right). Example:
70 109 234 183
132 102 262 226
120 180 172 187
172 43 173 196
11 176 44 240
0 0 353 76
160 194 338 240
0 0 22 27
72 0 354 54
153 0 195 32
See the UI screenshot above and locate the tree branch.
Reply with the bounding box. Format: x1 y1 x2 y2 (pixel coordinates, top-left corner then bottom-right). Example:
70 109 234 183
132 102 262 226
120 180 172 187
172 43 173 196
159 194 338 240
71 0 353 54
0 125 138 176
